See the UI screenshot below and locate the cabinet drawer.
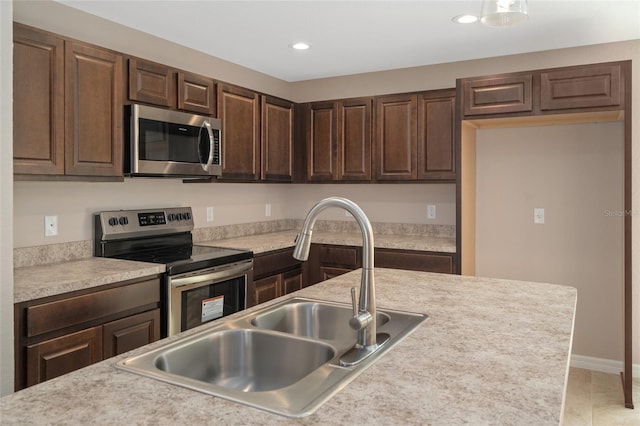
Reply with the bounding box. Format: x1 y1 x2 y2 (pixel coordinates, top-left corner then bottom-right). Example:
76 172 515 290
375 250 454 274
540 64 621 110
26 278 160 338
462 74 532 116
253 248 299 278
319 245 359 268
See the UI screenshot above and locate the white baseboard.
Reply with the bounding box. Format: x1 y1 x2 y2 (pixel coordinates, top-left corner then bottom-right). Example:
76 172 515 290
571 354 640 378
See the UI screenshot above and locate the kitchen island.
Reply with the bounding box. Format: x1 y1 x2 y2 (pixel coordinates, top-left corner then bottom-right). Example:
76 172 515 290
1 268 576 425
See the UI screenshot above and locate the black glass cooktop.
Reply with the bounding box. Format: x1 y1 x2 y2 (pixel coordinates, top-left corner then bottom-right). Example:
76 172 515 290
114 244 252 276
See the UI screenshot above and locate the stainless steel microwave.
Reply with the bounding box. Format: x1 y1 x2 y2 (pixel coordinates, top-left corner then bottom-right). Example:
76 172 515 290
126 104 222 177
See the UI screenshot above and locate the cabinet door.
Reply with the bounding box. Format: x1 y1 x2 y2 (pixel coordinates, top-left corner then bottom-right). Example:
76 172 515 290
177 71 215 115
261 96 294 181
217 84 260 180
540 64 622 111
26 327 102 387
128 58 175 107
103 309 160 358
320 266 352 282
375 94 417 181
13 24 65 175
417 90 455 180
306 101 338 181
65 41 123 177
253 275 281 306
461 74 532 116
338 98 372 181
282 270 303 295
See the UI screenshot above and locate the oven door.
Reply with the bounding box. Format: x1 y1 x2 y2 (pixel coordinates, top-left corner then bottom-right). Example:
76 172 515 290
166 259 251 336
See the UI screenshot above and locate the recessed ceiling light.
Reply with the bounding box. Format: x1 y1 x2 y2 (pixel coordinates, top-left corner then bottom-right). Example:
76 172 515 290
291 42 310 50
452 14 479 24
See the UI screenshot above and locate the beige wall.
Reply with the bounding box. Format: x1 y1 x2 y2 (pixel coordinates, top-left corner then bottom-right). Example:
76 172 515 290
2 0 639 394
13 181 453 247
475 123 624 361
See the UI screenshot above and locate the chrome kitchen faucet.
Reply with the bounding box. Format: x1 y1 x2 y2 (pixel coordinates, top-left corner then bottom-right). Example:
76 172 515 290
293 197 389 366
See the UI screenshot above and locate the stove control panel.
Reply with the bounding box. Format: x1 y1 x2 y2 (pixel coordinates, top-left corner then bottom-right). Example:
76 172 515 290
95 207 194 241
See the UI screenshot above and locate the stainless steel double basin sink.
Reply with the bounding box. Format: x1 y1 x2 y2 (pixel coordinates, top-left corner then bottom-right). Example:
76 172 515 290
117 297 427 417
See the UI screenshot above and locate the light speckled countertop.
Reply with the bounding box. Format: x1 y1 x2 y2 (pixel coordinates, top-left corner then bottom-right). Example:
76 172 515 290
200 230 456 254
14 230 455 303
13 258 165 303
1 269 576 425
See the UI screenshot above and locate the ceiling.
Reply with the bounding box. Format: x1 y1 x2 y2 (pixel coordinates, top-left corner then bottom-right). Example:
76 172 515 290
56 0 640 82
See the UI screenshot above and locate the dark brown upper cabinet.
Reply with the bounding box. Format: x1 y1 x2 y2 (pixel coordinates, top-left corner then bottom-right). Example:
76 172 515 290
305 101 337 181
128 58 175 108
304 98 372 182
128 58 215 115
540 63 621 111
460 62 625 119
339 98 372 181
217 83 261 181
13 24 123 178
13 24 65 175
461 74 533 116
64 41 124 177
261 96 294 182
374 93 417 181
177 71 216 116
417 90 455 180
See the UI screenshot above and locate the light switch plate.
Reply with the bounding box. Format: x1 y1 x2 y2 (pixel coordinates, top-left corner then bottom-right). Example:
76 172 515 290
206 207 214 222
265 203 272 217
534 208 545 224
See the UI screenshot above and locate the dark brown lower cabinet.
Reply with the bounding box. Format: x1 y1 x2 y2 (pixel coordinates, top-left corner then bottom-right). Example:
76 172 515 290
310 244 455 285
252 268 303 306
319 266 353 282
250 248 305 307
102 309 160 358
15 276 161 390
26 326 103 387
375 249 455 274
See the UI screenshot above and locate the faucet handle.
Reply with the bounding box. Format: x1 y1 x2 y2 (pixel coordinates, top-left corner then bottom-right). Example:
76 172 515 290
349 287 372 331
350 287 357 316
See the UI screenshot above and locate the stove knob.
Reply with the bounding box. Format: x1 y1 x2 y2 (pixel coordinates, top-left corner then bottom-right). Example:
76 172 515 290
167 213 175 222
108 217 118 226
183 212 191 221
118 217 128 226
176 213 184 221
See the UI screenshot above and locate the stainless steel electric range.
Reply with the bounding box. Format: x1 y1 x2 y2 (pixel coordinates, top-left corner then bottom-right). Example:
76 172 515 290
94 207 252 337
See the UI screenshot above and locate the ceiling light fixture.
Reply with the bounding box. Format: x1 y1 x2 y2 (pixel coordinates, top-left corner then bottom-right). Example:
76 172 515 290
480 0 529 27
452 14 479 24
291 42 310 50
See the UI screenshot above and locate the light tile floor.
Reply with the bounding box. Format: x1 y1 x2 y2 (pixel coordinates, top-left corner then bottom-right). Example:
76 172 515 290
563 368 640 425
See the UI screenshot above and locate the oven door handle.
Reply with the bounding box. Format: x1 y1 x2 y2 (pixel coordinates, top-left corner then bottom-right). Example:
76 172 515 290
169 263 252 289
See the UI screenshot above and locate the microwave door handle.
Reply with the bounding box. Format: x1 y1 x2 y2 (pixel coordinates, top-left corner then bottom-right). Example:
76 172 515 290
202 121 215 170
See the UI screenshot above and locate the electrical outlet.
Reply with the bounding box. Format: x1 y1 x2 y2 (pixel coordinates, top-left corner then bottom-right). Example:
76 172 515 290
45 215 58 236
534 208 545 224
427 205 436 220
206 207 214 222
265 203 272 217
